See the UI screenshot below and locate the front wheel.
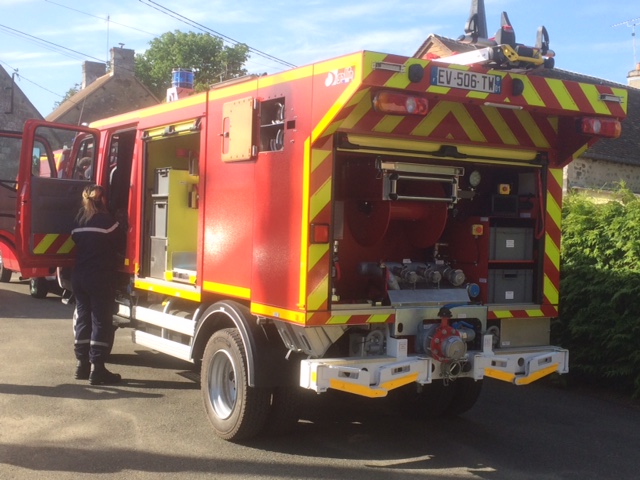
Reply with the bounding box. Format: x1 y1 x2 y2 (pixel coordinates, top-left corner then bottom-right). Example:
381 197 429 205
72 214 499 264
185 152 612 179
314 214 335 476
0 251 11 282
201 328 271 441
30 277 49 299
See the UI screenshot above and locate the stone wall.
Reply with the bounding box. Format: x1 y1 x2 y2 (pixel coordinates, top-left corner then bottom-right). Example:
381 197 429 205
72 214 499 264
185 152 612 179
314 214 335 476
0 66 43 129
566 157 640 193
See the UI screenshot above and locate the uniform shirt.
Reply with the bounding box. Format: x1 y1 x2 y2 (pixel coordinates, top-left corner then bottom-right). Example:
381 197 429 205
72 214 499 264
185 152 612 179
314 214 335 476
71 212 123 274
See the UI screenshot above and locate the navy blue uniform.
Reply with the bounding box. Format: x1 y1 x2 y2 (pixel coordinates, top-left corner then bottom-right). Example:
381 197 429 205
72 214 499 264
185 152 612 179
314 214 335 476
71 212 123 364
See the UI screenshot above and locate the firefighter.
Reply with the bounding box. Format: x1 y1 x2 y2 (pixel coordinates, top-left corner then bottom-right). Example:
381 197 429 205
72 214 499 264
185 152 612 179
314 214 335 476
71 184 124 385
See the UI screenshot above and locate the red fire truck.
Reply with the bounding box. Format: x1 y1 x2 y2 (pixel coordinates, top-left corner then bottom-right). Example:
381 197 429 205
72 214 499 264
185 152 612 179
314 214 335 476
3 8 627 440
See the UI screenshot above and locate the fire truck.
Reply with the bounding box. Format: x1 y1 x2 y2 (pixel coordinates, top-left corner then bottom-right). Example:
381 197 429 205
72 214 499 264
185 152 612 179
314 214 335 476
3 5 627 441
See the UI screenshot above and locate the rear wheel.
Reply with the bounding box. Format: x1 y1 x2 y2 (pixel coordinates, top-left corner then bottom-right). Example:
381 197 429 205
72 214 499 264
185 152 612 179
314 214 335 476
264 386 303 436
30 277 49 299
201 328 271 441
0 252 11 282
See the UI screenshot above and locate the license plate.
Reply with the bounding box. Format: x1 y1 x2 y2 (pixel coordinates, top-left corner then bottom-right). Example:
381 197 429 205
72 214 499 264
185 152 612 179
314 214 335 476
431 67 501 94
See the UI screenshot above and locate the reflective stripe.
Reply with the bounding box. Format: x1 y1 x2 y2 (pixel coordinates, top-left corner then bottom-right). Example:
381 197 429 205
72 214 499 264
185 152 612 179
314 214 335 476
74 339 90 345
90 341 111 348
72 222 119 235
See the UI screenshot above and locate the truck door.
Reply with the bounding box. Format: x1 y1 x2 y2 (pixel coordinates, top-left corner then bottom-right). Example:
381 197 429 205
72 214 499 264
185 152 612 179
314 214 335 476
15 120 100 270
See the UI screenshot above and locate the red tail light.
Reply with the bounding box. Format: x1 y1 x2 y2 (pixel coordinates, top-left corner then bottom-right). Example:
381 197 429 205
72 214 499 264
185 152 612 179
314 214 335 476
372 91 429 116
580 117 622 139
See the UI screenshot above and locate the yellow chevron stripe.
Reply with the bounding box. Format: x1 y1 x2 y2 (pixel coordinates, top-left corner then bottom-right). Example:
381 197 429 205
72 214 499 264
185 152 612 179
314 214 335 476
546 188 562 229
33 234 57 254
523 309 545 317
373 115 404 133
310 178 331 221
544 274 559 305
340 95 373 130
482 108 519 145
57 236 75 254
307 274 329 311
518 76 545 108
546 78 579 111
311 148 331 173
515 110 550 148
411 101 453 137
327 315 352 325
545 232 560 271
383 69 412 89
367 314 392 323
451 103 487 142
308 243 329 272
579 83 612 115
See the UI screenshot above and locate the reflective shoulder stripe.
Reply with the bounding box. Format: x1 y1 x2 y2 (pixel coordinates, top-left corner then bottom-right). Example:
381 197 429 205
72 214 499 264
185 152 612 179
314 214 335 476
72 222 119 235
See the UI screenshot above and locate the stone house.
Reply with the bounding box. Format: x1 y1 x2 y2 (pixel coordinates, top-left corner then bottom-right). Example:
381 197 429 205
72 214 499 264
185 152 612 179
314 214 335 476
46 47 159 126
414 34 640 196
0 65 43 129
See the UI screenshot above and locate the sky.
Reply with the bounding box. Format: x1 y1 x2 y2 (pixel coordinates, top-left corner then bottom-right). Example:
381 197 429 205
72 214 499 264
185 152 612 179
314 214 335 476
1 0 639 117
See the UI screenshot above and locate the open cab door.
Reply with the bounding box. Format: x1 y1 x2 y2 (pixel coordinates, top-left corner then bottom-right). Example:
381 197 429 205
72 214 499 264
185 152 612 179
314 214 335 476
15 120 100 270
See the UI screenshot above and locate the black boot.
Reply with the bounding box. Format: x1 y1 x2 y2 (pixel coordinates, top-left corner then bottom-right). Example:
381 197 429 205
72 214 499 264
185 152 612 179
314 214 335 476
89 363 122 385
75 360 91 380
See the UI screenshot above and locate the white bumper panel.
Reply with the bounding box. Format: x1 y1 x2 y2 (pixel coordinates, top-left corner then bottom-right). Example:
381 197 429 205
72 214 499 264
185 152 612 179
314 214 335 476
472 343 569 385
300 355 433 398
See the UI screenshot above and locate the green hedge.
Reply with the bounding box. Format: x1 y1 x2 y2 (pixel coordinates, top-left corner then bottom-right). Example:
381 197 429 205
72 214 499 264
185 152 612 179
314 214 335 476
555 188 640 397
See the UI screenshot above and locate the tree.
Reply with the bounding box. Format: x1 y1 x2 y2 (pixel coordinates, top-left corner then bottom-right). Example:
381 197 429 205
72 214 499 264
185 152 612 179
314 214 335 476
53 83 80 109
135 31 249 99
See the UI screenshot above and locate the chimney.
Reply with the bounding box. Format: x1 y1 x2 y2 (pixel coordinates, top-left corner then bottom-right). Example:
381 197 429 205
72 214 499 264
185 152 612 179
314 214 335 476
628 63 640 89
82 61 106 89
110 47 135 77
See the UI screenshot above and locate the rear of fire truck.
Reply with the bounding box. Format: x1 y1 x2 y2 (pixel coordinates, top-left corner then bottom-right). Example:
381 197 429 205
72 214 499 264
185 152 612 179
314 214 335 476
274 14 627 415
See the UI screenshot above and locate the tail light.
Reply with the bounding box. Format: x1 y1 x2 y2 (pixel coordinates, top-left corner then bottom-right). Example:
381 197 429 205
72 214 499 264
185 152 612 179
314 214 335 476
580 117 622 139
372 91 429 116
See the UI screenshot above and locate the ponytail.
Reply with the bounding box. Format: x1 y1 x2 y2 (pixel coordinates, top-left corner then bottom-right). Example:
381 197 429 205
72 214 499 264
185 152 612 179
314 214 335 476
76 184 107 225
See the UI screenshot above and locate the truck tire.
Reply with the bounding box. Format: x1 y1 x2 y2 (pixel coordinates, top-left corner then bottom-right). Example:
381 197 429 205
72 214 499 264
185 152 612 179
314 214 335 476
445 379 483 416
30 277 49 298
0 253 11 282
264 386 303 436
201 328 271 441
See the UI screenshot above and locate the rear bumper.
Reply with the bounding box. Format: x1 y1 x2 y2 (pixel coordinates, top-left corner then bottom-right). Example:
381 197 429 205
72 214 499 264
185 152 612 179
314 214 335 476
300 337 568 397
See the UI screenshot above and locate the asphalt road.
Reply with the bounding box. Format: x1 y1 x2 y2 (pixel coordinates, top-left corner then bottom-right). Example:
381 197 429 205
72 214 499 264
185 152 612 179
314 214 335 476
1 275 639 480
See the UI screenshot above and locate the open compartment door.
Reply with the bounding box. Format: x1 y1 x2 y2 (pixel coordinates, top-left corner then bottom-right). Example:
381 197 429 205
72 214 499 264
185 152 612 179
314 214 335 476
15 120 100 269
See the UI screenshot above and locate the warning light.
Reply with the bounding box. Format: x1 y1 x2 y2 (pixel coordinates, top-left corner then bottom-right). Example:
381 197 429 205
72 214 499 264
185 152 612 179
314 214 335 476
372 91 429 116
580 117 621 139
498 184 511 195
471 224 484 236
310 224 330 244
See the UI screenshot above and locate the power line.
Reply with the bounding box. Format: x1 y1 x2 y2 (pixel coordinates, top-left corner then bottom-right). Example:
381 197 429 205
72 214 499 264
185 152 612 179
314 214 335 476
0 23 105 64
0 58 69 100
138 0 297 69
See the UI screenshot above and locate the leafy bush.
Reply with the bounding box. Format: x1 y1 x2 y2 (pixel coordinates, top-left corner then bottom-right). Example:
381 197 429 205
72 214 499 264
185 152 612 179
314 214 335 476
556 188 640 397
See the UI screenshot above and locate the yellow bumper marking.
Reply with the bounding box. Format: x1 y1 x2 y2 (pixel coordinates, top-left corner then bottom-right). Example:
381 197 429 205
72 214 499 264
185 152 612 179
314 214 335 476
484 368 516 383
514 364 559 385
329 378 387 398
380 372 419 392
368 314 392 323
326 315 352 325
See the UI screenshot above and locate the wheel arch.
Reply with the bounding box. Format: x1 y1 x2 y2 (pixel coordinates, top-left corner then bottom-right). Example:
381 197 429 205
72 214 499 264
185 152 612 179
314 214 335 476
192 300 297 388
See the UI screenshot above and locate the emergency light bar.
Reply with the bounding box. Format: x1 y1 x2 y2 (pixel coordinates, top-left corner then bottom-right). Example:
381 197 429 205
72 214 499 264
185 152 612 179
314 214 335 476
372 91 428 116
580 117 622 139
